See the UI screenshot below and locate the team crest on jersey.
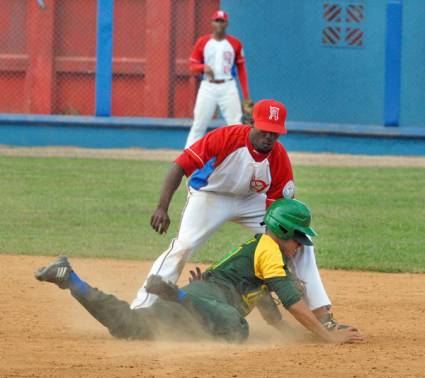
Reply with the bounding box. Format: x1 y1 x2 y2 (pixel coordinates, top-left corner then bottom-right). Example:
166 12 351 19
282 180 295 198
269 106 280 121
250 177 268 193
223 51 233 65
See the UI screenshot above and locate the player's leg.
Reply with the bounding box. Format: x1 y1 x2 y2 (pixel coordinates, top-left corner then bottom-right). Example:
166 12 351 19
147 277 249 342
72 286 156 339
184 281 249 342
233 193 267 234
130 190 237 309
290 245 331 310
35 256 153 339
217 80 242 125
185 82 218 148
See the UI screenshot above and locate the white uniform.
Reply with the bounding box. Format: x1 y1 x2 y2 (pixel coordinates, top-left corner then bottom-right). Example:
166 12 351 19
131 125 331 310
185 34 249 148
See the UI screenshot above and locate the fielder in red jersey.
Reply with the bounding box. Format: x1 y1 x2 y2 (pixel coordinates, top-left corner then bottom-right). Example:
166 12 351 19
185 10 252 148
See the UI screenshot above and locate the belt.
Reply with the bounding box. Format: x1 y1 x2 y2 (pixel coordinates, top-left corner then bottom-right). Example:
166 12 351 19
208 78 232 84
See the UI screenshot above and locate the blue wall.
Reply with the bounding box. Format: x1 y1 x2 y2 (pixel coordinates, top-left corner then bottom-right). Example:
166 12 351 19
401 0 425 127
223 0 424 129
1 114 424 155
1 123 424 156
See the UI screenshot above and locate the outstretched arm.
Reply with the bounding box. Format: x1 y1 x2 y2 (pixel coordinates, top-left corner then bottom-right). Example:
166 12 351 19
150 163 185 234
266 276 362 344
288 299 363 344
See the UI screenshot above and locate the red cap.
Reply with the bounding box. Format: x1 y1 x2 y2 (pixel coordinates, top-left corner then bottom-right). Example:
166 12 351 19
211 10 229 21
252 99 287 134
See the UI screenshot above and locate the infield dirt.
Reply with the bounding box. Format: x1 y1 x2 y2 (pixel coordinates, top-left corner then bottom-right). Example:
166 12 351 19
1 146 425 167
1 255 424 377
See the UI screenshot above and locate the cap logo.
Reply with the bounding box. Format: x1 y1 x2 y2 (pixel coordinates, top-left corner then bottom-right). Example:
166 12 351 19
218 11 224 18
269 106 280 121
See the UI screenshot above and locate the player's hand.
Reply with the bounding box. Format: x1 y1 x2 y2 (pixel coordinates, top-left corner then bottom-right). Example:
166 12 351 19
150 207 170 234
242 98 254 114
204 65 214 79
188 266 203 283
328 326 363 344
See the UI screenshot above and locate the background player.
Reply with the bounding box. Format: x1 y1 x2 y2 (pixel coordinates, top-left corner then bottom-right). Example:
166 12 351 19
35 199 362 344
185 10 252 148
132 98 341 330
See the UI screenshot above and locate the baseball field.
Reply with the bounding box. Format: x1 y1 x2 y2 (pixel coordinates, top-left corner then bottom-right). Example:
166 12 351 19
1 147 425 377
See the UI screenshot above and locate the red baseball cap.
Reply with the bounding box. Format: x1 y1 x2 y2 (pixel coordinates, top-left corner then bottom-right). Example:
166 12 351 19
211 10 229 21
252 99 287 134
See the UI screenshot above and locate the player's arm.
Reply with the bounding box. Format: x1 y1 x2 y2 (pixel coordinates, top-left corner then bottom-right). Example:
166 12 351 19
236 61 249 99
288 300 362 343
190 62 214 79
189 36 214 79
151 129 224 233
256 290 282 326
150 163 185 234
266 278 362 343
255 290 296 335
266 145 295 208
231 38 249 99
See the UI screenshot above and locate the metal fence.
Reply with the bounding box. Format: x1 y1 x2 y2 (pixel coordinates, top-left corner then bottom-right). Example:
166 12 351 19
0 1 416 128
0 0 218 117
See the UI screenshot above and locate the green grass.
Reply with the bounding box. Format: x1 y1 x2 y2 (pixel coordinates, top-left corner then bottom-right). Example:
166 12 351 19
0 156 424 272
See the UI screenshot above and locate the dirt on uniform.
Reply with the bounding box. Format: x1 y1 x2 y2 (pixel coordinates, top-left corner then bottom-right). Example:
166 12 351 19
1 255 425 378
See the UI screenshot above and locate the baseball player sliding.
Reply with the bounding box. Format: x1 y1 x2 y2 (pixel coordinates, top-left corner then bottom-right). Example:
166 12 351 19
35 198 362 344
185 9 252 148
133 99 347 329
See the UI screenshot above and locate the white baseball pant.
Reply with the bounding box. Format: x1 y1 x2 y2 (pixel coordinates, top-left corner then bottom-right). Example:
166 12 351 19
185 80 242 148
131 189 331 310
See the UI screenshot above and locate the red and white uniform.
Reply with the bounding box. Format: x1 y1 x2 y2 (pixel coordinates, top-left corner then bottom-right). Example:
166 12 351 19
179 125 294 203
185 34 250 148
131 126 331 310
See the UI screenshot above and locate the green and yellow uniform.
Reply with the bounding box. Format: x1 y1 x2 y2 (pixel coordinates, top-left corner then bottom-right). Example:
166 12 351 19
180 233 303 341
70 234 303 342
40 199 315 343
206 233 302 312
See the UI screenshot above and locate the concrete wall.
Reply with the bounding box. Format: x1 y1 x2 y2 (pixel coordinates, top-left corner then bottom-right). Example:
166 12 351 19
223 0 424 128
401 0 425 127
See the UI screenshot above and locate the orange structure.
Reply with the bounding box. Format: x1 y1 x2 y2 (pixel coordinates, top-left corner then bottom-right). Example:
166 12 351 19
0 0 218 116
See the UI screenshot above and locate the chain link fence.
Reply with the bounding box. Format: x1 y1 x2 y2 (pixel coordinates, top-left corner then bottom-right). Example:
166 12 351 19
0 1 417 128
0 0 28 113
110 0 218 117
0 0 218 117
54 1 97 115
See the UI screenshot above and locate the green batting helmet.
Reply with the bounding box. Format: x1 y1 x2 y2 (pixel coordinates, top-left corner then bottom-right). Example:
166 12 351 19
264 198 317 246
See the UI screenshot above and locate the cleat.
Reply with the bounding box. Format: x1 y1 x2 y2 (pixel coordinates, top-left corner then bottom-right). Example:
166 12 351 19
318 313 352 331
35 256 72 289
145 275 180 302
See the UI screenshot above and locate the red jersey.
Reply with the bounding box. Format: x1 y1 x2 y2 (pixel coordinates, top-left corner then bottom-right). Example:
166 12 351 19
189 34 249 99
175 125 295 206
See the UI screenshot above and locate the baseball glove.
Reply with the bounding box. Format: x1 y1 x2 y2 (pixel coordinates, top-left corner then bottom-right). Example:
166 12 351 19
241 98 254 125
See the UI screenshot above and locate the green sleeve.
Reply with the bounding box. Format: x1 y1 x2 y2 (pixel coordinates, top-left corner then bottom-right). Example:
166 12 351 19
264 276 303 309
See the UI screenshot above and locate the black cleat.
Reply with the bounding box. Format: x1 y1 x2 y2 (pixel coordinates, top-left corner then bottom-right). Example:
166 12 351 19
145 275 180 302
35 256 72 289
